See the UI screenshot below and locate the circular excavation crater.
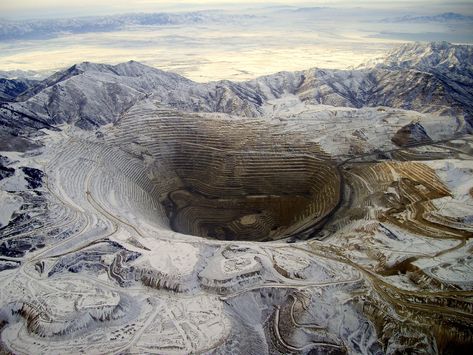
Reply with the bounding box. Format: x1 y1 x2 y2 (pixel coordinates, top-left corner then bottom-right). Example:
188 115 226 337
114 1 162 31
114 108 342 242
161 151 341 242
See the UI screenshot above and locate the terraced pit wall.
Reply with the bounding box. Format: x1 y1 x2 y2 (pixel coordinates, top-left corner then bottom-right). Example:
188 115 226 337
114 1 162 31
106 104 342 241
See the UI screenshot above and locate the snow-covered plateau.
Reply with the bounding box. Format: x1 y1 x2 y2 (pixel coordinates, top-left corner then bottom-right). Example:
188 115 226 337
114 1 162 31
0 42 472 354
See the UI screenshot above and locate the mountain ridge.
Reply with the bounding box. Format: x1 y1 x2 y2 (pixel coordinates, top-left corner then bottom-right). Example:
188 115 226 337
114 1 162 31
0 11 257 41
381 12 473 24
1 42 472 134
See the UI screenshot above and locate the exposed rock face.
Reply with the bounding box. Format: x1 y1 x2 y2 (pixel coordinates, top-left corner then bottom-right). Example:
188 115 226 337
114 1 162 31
391 122 433 147
0 42 472 354
107 104 341 242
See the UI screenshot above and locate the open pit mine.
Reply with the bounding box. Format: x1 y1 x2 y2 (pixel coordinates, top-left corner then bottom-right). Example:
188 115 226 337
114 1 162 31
0 42 472 354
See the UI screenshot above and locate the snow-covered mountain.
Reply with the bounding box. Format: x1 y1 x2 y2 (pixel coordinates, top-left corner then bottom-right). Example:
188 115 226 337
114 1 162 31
382 12 473 23
0 78 37 104
0 69 45 80
1 42 472 135
1 41 472 354
0 11 257 41
0 60 266 132
367 42 473 72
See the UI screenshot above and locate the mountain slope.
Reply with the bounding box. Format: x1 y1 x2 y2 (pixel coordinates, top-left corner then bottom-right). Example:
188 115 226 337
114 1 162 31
1 42 472 134
0 78 37 104
369 42 473 72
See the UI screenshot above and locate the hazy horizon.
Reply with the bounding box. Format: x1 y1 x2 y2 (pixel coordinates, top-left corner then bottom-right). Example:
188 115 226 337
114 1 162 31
1 1 472 81
3 1 473 20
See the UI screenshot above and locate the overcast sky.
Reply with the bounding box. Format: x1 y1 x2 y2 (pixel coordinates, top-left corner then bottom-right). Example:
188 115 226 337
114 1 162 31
2 0 473 19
